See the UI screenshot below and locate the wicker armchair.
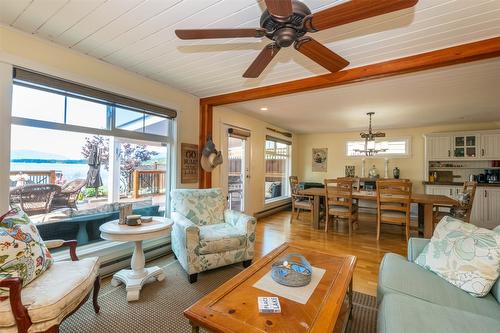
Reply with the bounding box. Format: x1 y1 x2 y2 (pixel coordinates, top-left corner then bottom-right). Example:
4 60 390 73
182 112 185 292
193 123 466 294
11 185 60 216
52 179 86 210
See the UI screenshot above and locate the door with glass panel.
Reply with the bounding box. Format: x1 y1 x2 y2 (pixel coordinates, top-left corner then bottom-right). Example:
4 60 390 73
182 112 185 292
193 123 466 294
222 126 250 212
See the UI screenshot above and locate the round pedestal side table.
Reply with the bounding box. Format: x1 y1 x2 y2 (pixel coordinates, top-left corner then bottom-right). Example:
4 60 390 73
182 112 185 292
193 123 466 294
99 217 172 301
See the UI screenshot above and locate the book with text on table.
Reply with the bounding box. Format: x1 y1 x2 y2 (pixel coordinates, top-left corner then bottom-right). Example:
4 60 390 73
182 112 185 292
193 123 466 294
257 297 281 313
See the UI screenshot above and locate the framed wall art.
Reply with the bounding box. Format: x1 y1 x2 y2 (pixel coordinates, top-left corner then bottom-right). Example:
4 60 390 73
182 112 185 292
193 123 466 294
312 148 328 172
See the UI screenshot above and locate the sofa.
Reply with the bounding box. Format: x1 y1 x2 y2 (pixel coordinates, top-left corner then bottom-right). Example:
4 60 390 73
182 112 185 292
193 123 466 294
377 238 500 333
171 188 256 283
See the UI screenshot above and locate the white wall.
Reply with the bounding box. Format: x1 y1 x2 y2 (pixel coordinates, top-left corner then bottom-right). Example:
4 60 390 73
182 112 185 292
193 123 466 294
0 26 200 209
212 106 298 216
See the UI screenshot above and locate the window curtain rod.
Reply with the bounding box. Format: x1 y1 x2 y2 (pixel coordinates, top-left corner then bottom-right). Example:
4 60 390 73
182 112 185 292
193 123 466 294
228 127 251 139
266 127 292 138
13 67 177 119
266 135 292 146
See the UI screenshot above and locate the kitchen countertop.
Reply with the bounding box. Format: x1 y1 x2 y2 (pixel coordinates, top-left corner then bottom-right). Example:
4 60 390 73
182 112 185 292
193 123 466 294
422 181 500 187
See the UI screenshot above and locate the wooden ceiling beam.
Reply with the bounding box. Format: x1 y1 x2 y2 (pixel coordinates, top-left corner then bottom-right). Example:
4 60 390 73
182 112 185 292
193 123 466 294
201 37 500 106
198 36 500 188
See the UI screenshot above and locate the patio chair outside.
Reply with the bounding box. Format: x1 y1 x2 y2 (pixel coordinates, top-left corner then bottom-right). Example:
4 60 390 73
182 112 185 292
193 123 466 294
14 184 60 216
52 178 86 210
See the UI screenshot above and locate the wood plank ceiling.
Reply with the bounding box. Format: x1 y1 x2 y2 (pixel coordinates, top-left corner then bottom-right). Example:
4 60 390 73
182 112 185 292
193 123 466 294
1 0 499 97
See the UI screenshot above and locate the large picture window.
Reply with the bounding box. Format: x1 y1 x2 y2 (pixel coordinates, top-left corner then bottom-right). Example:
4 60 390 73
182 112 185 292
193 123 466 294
9 69 175 249
265 136 292 204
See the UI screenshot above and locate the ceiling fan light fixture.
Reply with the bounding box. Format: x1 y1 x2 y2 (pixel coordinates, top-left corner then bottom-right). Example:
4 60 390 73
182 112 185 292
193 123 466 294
260 107 269 111
174 0 419 78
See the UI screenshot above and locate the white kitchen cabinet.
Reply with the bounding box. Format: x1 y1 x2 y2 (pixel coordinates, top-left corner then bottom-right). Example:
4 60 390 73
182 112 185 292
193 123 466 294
480 133 500 159
425 185 461 199
428 136 452 160
426 131 500 161
482 188 500 229
470 188 485 225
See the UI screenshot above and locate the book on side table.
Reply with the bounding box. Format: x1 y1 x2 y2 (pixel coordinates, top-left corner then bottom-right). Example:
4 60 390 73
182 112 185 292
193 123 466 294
184 242 356 333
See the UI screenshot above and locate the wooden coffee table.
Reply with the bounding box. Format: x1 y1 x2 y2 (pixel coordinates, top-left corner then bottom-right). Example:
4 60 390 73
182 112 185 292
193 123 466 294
184 242 356 333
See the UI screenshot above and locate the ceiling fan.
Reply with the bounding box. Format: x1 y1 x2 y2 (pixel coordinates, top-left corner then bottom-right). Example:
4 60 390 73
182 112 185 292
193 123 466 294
175 0 418 78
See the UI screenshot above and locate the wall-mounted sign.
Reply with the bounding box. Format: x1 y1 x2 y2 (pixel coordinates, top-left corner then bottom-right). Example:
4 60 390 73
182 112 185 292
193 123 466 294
181 143 199 183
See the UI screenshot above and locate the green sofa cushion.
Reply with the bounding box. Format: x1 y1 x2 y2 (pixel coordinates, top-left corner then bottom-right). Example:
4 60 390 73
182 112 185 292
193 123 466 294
378 293 500 333
378 253 500 319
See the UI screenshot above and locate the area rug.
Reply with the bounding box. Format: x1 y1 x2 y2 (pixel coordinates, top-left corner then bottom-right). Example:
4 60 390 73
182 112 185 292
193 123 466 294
61 256 377 333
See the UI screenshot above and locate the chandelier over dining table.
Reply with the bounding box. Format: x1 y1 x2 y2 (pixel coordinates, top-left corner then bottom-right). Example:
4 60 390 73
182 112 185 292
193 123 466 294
354 112 388 156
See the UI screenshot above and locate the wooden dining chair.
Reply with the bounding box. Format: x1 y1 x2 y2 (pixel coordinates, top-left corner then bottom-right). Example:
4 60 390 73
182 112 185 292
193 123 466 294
289 176 313 221
324 178 358 236
433 181 477 226
376 179 412 241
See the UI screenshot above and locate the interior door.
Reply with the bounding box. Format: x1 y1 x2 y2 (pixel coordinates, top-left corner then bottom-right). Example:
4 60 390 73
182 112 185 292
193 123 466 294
221 125 250 212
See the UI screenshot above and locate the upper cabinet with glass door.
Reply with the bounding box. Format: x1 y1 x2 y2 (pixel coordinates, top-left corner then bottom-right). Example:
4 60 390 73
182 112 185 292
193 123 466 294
453 135 478 158
427 131 500 161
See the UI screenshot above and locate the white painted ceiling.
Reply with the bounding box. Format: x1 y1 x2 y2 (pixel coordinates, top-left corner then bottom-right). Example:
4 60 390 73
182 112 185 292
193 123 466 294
227 58 500 133
1 0 500 97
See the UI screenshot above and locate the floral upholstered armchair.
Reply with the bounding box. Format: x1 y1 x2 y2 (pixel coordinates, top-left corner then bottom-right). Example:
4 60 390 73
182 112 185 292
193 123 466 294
171 188 257 283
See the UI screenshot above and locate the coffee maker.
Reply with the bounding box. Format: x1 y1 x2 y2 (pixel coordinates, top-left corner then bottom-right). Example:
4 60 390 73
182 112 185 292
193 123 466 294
485 169 500 183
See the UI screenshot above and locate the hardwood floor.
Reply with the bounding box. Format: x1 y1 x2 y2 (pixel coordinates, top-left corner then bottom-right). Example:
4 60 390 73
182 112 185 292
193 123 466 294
253 210 409 296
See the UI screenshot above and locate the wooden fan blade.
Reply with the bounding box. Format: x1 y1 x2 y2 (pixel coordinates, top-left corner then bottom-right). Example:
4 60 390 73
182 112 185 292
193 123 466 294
175 28 266 39
265 0 293 18
295 37 349 73
307 0 418 31
243 43 280 78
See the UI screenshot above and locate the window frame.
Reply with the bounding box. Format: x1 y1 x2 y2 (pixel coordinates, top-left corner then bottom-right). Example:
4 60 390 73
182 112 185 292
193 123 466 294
345 137 411 158
11 82 173 144
10 81 175 216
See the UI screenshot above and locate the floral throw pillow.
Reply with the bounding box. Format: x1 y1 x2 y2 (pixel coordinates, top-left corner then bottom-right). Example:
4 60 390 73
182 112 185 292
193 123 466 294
0 208 53 301
415 216 500 297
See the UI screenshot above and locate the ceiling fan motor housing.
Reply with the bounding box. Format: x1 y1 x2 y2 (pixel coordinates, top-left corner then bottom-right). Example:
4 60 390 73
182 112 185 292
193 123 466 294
260 0 311 48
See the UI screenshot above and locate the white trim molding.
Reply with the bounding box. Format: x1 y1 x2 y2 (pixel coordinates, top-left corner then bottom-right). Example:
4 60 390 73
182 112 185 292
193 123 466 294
0 62 13 212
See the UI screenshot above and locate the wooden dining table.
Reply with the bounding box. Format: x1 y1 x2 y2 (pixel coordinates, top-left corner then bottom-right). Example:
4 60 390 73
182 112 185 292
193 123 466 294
299 187 457 238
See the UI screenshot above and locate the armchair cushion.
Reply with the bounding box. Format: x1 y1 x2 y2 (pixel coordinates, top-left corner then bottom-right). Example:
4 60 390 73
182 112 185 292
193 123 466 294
0 256 99 331
198 224 246 255
0 209 53 300
171 189 225 226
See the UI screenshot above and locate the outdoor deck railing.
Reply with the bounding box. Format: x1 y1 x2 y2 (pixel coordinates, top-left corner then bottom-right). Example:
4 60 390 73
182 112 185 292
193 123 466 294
10 170 57 186
11 168 166 200
132 170 166 198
